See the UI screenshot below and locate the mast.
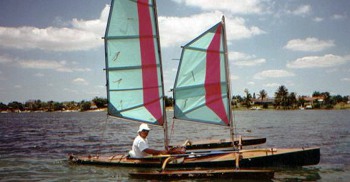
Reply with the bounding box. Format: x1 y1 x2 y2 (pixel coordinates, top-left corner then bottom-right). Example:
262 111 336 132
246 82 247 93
152 0 169 149
221 16 235 149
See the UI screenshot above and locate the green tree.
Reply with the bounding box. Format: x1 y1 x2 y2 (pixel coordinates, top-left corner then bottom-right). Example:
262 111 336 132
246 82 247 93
164 96 173 107
92 97 107 108
274 85 289 109
53 102 64 111
80 100 91 111
24 100 43 111
47 101 55 112
243 89 252 108
8 101 24 111
0 102 8 111
288 92 298 109
231 95 242 108
65 101 78 110
258 89 267 101
297 96 306 107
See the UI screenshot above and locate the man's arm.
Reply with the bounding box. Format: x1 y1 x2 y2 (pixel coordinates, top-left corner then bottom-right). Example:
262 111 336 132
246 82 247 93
143 148 168 155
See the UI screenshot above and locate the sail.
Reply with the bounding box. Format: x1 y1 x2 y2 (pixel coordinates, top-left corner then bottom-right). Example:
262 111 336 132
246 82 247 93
173 20 231 126
104 0 165 125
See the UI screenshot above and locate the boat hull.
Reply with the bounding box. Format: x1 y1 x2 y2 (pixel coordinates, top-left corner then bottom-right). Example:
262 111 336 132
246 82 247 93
174 137 266 150
129 168 274 180
69 147 320 168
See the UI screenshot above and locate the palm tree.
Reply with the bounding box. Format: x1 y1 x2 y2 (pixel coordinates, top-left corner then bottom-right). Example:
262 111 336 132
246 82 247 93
258 89 267 102
258 89 268 108
244 89 252 108
288 92 297 109
274 85 289 109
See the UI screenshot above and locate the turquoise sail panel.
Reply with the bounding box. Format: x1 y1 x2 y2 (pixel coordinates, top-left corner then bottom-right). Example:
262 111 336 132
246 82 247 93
104 0 164 125
173 22 230 126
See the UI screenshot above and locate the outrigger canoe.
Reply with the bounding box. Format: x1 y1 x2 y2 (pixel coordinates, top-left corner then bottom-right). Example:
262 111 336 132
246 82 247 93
69 147 320 168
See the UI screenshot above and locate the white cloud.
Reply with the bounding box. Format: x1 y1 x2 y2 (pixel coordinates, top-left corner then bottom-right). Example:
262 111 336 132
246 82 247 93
254 69 295 79
34 73 45 77
72 78 89 85
0 5 109 52
263 83 280 88
2 55 91 73
0 71 4 81
284 37 334 52
288 5 311 16
0 55 13 64
287 54 349 68
173 0 267 14
17 59 91 72
19 60 64 70
331 14 346 20
341 78 350 82
230 51 266 66
159 12 264 47
247 81 255 85
230 75 239 80
63 88 79 94
313 17 324 22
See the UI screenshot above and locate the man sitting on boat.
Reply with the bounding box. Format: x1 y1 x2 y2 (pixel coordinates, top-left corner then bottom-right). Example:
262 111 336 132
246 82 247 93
129 123 186 158
128 123 169 158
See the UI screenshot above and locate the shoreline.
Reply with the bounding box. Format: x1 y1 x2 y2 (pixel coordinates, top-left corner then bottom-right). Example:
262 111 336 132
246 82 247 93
2 105 349 114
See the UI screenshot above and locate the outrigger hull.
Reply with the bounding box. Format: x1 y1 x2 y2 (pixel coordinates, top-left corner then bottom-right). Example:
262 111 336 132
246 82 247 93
174 137 267 150
69 147 320 168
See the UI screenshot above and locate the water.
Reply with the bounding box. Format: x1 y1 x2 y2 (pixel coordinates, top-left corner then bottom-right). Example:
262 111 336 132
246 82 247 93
0 110 349 181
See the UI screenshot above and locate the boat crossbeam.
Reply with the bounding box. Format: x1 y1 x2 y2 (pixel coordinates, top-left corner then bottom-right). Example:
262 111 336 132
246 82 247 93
161 156 176 171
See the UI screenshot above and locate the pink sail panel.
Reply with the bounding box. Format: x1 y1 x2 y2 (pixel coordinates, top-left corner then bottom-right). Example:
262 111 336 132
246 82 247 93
137 0 163 125
204 24 229 125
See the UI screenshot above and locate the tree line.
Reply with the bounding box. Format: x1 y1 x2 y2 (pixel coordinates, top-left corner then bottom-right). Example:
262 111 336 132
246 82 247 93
0 97 108 112
0 96 174 112
1 86 349 112
232 85 349 109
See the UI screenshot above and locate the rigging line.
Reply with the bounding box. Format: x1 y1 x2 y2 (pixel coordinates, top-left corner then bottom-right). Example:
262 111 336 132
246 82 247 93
169 118 176 148
97 113 110 156
232 108 238 140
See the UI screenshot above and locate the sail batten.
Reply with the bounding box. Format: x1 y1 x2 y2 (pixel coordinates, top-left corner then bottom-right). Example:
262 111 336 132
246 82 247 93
185 46 225 54
173 20 231 126
104 0 165 126
106 64 161 71
110 85 162 92
105 35 157 40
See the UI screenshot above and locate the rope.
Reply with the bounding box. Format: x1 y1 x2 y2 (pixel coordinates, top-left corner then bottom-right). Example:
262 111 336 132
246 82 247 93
232 111 238 139
168 118 176 145
97 114 109 156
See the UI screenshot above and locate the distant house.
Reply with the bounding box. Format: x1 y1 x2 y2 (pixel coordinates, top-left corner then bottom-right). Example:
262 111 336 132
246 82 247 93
90 103 98 110
300 96 325 109
251 98 274 105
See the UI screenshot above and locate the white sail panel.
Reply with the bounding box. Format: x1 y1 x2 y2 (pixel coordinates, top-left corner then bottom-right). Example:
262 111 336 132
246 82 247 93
173 22 230 126
104 0 164 125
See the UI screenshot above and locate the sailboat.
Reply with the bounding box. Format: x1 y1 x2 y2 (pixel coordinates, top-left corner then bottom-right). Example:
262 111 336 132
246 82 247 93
69 0 320 171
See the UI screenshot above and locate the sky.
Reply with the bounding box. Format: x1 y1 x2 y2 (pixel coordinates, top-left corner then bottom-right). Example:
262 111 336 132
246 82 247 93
0 0 349 104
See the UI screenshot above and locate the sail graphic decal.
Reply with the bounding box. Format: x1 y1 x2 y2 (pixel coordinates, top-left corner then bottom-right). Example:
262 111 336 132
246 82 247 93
137 0 163 125
205 24 229 125
173 21 230 126
104 0 164 125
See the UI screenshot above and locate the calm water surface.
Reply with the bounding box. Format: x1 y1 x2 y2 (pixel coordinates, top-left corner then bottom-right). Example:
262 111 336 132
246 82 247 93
0 110 349 181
